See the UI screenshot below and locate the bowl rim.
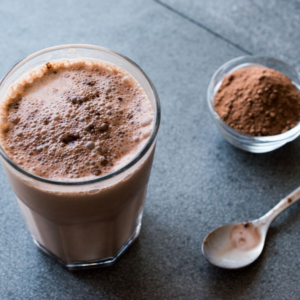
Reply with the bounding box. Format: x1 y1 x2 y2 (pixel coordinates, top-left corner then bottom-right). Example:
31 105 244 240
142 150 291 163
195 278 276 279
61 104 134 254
207 55 300 143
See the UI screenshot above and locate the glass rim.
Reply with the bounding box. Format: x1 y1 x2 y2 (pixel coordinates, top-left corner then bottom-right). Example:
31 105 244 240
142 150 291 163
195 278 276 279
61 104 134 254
0 44 161 186
207 55 300 142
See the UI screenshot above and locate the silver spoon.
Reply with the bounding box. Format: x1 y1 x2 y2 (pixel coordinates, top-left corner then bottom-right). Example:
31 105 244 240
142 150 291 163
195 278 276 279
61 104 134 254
202 187 300 269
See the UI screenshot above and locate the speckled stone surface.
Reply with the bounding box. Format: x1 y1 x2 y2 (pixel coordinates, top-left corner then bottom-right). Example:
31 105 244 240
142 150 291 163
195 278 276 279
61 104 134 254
160 0 300 73
1 0 300 299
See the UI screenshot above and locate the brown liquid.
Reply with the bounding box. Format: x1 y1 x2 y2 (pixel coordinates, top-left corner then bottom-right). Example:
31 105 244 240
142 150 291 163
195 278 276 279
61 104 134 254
0 59 153 180
0 58 156 265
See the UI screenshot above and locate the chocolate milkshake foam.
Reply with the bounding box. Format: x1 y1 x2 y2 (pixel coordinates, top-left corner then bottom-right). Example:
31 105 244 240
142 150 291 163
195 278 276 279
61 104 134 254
0 46 160 269
0 59 153 179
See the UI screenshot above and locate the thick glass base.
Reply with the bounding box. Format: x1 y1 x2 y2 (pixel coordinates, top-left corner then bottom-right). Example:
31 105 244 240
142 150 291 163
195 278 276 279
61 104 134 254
33 221 142 271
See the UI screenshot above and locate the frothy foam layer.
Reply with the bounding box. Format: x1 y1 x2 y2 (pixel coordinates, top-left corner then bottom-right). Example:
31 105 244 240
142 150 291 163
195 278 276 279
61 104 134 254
0 59 153 180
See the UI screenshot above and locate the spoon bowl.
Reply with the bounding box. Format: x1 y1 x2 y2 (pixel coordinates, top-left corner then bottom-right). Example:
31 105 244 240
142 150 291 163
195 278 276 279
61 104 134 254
202 222 266 269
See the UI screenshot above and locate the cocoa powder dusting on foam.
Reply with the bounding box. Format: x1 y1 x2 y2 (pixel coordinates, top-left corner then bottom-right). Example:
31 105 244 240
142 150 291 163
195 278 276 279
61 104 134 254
0 59 153 180
214 66 300 136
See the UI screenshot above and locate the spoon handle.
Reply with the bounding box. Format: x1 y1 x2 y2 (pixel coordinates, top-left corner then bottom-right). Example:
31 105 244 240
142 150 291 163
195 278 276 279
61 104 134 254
258 186 300 227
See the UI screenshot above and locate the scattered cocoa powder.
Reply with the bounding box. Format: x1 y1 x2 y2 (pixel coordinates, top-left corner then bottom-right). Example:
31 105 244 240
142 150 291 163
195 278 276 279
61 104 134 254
214 66 300 136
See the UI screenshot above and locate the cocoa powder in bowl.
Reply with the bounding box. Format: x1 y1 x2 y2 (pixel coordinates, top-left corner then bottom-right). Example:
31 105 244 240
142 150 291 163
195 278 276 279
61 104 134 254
214 66 300 136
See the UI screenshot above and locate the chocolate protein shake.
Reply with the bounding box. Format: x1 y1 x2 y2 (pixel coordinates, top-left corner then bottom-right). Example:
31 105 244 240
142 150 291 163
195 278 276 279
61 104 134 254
0 45 160 269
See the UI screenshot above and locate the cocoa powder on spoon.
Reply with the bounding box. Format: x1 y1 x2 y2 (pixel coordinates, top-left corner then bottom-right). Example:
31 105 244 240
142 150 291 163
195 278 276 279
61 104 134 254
214 66 300 136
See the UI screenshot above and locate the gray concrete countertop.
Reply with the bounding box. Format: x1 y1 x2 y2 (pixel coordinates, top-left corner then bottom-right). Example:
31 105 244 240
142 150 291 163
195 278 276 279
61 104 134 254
0 1 300 299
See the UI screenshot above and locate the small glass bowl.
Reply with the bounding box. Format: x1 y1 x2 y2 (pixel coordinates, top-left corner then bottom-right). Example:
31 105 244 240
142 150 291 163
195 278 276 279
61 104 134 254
207 56 300 153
